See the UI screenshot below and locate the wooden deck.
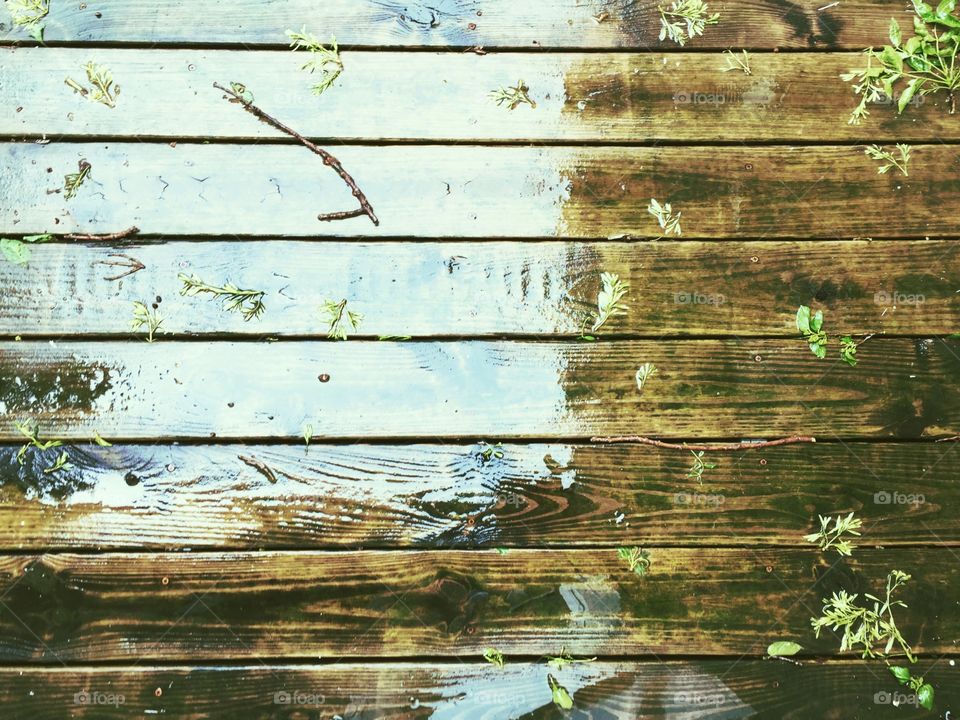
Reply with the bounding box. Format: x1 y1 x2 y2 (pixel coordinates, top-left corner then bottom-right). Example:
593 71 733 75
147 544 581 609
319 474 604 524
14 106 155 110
1 1 959 717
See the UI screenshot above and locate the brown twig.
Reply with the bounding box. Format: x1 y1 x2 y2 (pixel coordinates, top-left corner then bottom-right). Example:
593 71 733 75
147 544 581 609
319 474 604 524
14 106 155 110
238 454 278 484
93 253 145 281
64 225 140 241
212 82 379 227
935 435 960 443
589 435 817 451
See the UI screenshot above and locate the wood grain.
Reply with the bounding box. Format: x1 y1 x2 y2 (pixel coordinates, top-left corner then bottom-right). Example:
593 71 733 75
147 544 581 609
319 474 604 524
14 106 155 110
3 49 957 142
0 0 923 50
0 339 958 441
0 661 956 719
3 144 960 238
2 240 956 338
0 548 955 660
2 442 959 550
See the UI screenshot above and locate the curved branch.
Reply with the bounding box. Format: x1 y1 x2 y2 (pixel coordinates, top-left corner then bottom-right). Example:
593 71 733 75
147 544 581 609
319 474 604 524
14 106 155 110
589 435 817 451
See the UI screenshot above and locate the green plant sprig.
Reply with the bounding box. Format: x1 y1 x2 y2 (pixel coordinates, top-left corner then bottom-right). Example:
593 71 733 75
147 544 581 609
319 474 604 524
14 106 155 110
546 648 597 671
130 301 164 342
320 298 362 340
178 273 266 321
14 420 63 465
658 0 720 46
811 569 917 662
648 198 682 236
286 26 344 96
43 450 71 474
582 271 629 339
865 143 912 176
483 647 505 669
842 2 960 124
63 160 92 200
804 512 863 556
618 546 651 576
890 665 935 711
5 0 48 41
722 49 752 74
65 63 120 108
490 80 537 110
686 449 715 484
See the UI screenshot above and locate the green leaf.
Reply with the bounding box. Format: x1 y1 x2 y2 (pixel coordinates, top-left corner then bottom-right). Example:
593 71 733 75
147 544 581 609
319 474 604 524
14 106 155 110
880 45 904 72
0 238 30 265
796 305 811 334
767 641 803 657
904 34 923 53
937 0 957 17
889 665 912 683
92 432 113 447
26 23 44 43
914 1 936 21
811 310 823 333
890 17 903 45
917 683 934 710
810 341 827 359
898 77 922 113
548 675 574 710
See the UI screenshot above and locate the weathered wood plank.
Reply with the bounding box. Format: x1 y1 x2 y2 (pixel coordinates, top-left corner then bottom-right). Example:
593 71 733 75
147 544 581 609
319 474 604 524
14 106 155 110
0 548 954 660
2 442 958 550
0 339 958 441
0 0 920 50
2 240 956 338
4 144 959 238
2 49 956 142
0 661 956 719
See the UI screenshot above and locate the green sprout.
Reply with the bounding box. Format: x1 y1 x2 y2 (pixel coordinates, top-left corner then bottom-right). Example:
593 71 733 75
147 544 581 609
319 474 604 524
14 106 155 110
179 273 266 321
658 0 720 46
286 26 344 96
130 301 164 343
490 80 537 110
65 63 120 108
483 648 505 669
320 299 363 340
804 512 863 557
648 198 682 236
796 305 828 358
618 546 651 576
865 143 911 176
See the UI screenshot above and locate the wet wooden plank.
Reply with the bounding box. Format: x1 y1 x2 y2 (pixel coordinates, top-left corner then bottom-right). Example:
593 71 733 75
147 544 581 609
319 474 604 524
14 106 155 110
3 49 957 143
0 660 956 719
2 339 958 441
0 0 917 50
0 548 955 660
4 143 960 239
2 442 959 550
2 240 956 338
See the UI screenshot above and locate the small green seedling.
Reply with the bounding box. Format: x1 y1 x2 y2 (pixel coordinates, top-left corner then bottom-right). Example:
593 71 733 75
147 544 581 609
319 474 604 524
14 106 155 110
303 424 313 448
804 512 863 556
478 442 504 463
490 80 537 110
130 301 164 343
658 0 720 46
840 336 859 367
796 305 828 358
582 271 629 339
43 450 71 474
811 569 916 661
483 648 505 669
648 198 682 236
0 234 52 265
865 144 911 176
889 666 934 711
548 674 574 710
722 49 751 74
320 299 363 340
92 432 112 447
635 362 658 393
842 4 960 124
14 419 63 465
686 449 715 484
547 648 597 671
618 546 651 576
286 26 344 96
65 63 120 108
63 160 92 200
179 273 266 321
5 0 47 41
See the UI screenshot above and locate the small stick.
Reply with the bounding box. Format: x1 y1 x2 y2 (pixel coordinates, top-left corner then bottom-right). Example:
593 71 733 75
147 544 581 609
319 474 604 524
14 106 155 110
936 435 960 443
93 253 145 281
589 435 817 451
64 226 140 241
238 454 278 484
213 82 379 227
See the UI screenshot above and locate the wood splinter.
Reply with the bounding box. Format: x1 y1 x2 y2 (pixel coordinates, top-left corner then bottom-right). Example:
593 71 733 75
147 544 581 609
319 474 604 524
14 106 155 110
213 82 379 227
238 454 278 484
589 435 817 451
